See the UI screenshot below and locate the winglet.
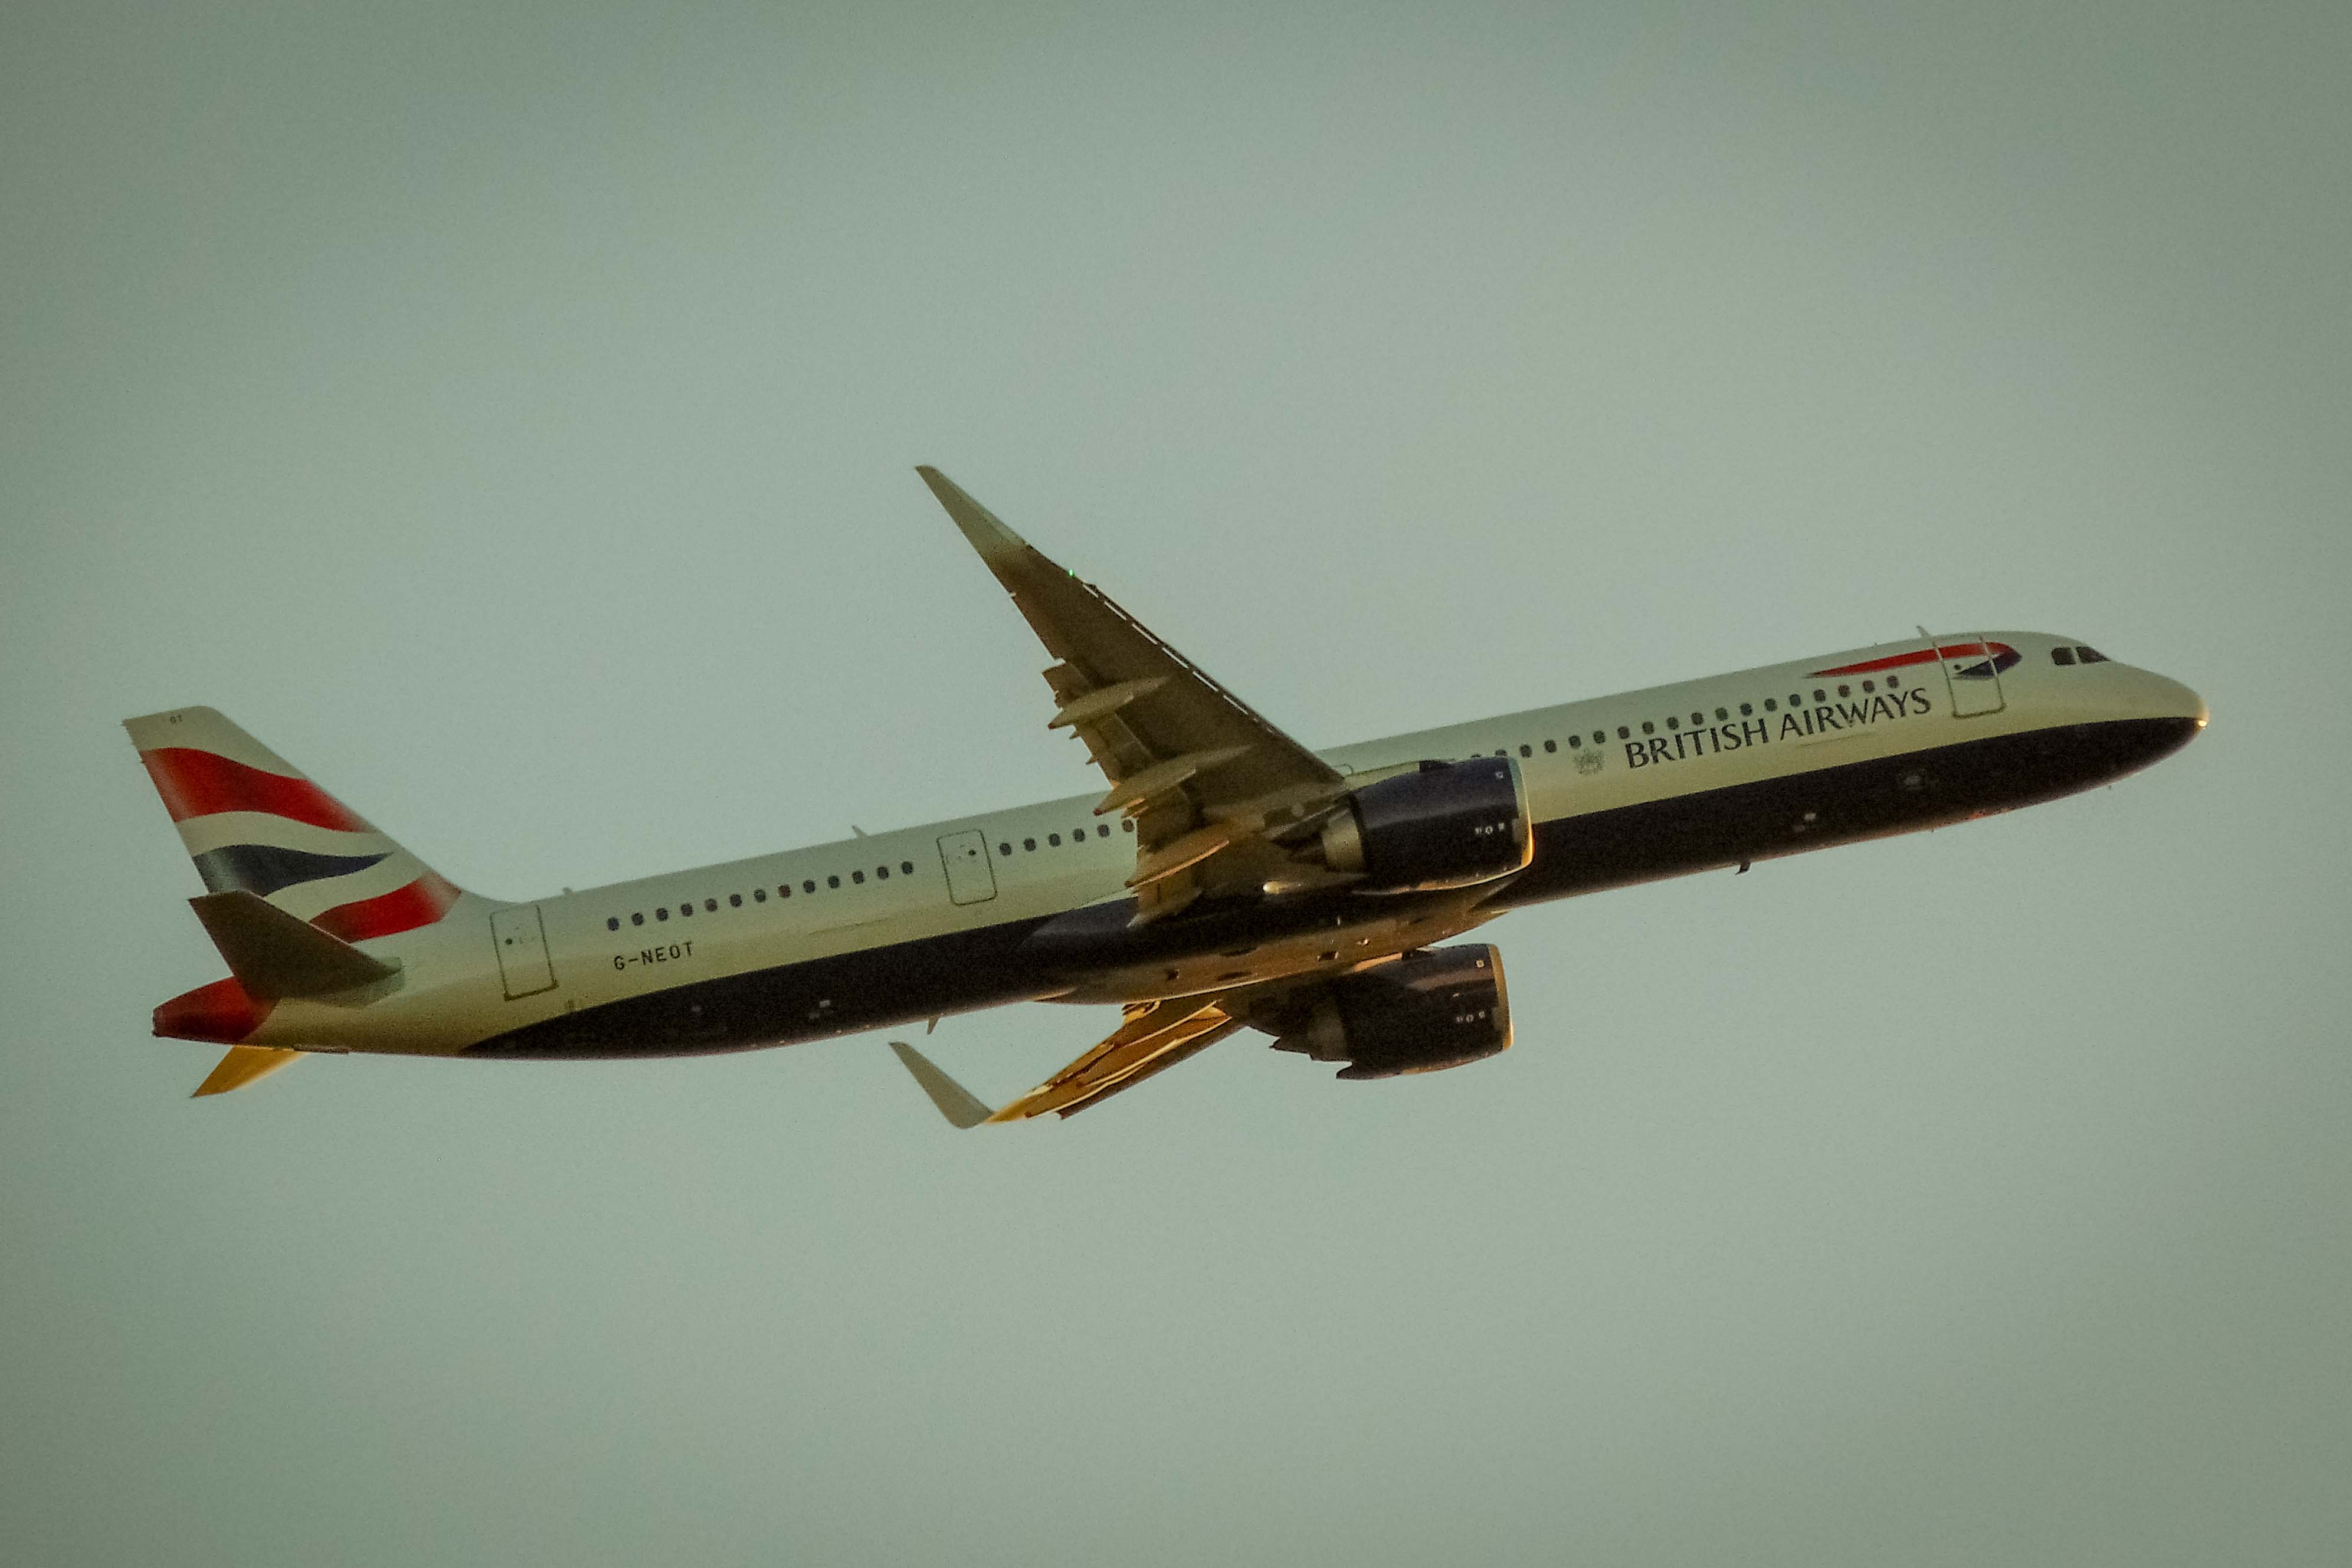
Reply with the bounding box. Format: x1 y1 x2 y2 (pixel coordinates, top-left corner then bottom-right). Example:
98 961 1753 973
888 1041 998 1129
915 467 1033 568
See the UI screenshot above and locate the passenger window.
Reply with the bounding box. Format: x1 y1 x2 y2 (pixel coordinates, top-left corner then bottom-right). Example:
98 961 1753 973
779 885 792 899
998 842 1011 856
1122 820 1135 832
631 912 645 926
1094 827 1108 840
1642 721 1655 735
1048 834 1061 847
1837 685 1850 698
729 893 742 907
1888 674 1901 688
875 866 888 880
1860 680 1875 693
1740 703 1753 716
2051 645 2076 665
1812 689 1826 703
1691 712 1704 726
1616 726 1630 740
1764 698 1777 711
754 888 767 902
607 917 619 931
1024 838 1036 852
1666 716 1679 730
679 903 692 917
705 898 717 913
1790 694 1803 706
852 871 864 884
657 908 669 921
1519 744 1532 757
827 875 840 889
1714 708 1727 721
1542 739 1556 753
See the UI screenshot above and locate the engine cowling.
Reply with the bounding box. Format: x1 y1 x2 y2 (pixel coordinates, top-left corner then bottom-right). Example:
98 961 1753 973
1273 944 1512 1080
1319 757 1532 893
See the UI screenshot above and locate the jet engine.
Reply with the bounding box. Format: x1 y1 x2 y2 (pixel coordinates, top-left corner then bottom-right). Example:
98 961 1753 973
1272 944 1512 1079
1316 757 1532 894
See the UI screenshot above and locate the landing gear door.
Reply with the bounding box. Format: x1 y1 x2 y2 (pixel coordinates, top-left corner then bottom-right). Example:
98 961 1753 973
938 830 997 905
1925 626 2009 718
490 904 557 999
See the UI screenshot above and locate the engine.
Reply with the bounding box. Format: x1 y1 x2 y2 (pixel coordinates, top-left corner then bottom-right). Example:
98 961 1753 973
1317 757 1533 893
1272 944 1512 1080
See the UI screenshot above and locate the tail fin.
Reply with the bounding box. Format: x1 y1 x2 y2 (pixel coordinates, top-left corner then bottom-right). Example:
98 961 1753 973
125 706 464 940
127 707 469 1088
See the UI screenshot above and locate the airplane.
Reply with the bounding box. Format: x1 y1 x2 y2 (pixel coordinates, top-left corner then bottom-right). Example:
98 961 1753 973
127 468 2207 1118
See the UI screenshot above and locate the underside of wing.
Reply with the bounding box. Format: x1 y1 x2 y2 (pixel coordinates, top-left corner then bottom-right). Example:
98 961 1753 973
918 468 1349 923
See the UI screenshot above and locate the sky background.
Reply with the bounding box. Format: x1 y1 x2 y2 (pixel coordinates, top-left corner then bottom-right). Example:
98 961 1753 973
4 2 2347 1563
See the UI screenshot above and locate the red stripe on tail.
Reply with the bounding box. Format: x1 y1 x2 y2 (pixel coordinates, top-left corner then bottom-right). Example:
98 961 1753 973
312 872 460 943
140 747 373 833
153 976 274 1043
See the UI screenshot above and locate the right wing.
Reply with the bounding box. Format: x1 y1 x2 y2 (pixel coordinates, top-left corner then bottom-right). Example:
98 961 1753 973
889 995 1245 1126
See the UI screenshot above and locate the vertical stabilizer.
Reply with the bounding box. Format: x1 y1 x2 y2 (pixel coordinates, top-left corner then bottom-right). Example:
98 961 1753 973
124 707 464 940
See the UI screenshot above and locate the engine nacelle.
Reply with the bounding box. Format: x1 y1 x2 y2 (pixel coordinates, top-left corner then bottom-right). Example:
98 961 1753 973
1318 757 1532 894
1273 944 1512 1080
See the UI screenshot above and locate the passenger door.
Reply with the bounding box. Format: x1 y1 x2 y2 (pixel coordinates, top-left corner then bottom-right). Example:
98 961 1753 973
490 904 557 999
1934 629 2009 718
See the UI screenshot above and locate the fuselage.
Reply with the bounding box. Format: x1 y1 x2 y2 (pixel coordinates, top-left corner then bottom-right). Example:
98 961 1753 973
202 629 2204 1061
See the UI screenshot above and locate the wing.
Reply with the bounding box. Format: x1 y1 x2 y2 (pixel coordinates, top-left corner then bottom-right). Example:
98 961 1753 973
889 994 1247 1126
918 468 1348 924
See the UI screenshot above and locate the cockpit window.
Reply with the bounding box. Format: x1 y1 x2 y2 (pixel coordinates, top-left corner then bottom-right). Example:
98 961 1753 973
2077 646 2109 663
2051 645 2076 665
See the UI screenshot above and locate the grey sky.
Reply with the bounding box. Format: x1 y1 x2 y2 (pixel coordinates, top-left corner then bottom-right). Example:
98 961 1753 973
4 3 2347 1563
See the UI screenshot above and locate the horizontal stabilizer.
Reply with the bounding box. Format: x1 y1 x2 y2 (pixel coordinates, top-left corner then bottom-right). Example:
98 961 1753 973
193 1044 302 1097
189 890 399 999
888 1041 996 1129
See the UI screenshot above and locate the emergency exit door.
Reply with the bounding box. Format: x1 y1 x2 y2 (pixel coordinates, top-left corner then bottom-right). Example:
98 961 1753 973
938 831 997 905
491 904 557 999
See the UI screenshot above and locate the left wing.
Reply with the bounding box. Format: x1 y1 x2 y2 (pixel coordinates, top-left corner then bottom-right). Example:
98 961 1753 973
918 468 1349 923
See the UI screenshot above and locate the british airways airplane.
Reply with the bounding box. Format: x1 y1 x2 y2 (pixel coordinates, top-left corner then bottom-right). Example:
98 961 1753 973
129 470 2206 1118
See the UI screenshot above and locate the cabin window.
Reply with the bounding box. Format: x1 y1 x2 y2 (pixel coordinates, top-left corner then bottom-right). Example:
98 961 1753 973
1122 820 1135 832
1642 721 1655 735
1812 688 1826 703
729 894 741 907
1888 674 1902 688
1094 827 1107 840
657 908 669 921
852 870 865 884
1837 685 1850 698
777 885 791 899
1519 744 1532 757
705 898 717 913
1715 708 1728 721
631 912 644 926
607 917 619 931
998 842 1011 856
1764 698 1777 711
1740 703 1753 716
1049 834 1061 847
876 865 889 880
1024 838 1036 852
754 888 767 902
679 903 692 917
1617 726 1630 740
802 880 815 894
1543 739 1557 753
2051 646 2076 665
1666 716 1679 730
1861 681 1875 693
828 875 841 889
